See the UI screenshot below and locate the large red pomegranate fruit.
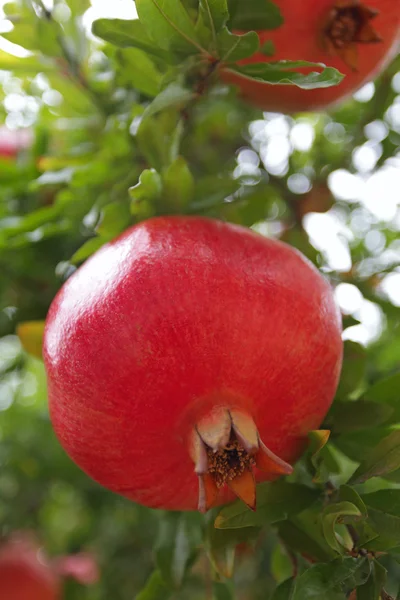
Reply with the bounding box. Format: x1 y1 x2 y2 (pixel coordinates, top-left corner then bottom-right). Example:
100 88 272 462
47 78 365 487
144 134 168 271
221 0 400 113
0 536 60 600
44 217 343 512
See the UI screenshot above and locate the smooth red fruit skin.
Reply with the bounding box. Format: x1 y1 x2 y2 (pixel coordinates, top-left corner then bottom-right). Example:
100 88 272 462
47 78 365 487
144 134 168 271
0 540 60 600
44 217 343 511
221 0 400 113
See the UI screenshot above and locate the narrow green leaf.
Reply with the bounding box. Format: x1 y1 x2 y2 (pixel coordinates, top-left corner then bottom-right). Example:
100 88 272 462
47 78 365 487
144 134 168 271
336 341 368 399
16 321 45 361
321 502 362 554
135 0 203 54
96 202 131 238
163 156 195 211
327 401 394 434
356 561 386 600
225 60 344 90
116 48 162 97
338 486 367 517
71 237 105 264
364 372 400 424
205 518 259 578
200 0 229 33
135 570 172 600
155 512 202 589
130 169 163 209
228 0 283 30
92 19 169 59
217 28 259 61
142 82 195 119
349 431 400 484
293 558 370 600
215 481 319 530
213 581 235 600
278 505 338 563
271 577 296 600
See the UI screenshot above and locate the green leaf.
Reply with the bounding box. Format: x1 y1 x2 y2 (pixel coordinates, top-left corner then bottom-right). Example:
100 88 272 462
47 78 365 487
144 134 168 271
199 0 229 33
135 570 173 600
292 558 370 600
321 502 363 554
142 82 195 119
327 401 394 434
92 19 170 59
356 561 386 600
66 0 91 15
163 156 195 211
359 490 400 551
16 321 45 360
0 51 54 73
364 372 400 425
135 0 203 54
116 48 162 97
96 202 131 238
336 342 368 400
215 481 319 529
130 169 163 213
349 431 400 484
217 28 259 61
307 429 338 483
70 237 105 264
228 0 283 31
155 512 201 588
278 505 338 563
205 519 260 578
271 577 296 600
338 486 367 517
225 60 344 90
212 581 235 600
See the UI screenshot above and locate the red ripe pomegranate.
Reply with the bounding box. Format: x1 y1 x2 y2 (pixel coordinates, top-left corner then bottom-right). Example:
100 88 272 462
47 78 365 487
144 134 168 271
221 0 400 113
0 536 60 600
44 217 343 512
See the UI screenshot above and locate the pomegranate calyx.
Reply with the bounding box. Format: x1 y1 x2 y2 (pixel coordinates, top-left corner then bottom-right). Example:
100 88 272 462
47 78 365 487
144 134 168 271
323 1 382 70
190 408 293 513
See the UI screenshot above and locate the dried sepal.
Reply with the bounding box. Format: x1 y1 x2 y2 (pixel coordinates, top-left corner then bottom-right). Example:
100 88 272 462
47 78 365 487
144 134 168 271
192 407 293 512
196 406 231 451
198 473 219 513
189 429 208 474
227 468 256 511
322 0 382 71
255 439 293 476
229 408 259 453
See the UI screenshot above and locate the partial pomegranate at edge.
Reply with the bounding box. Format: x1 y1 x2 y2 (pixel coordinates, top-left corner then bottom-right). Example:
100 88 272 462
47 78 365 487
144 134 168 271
0 535 60 600
44 217 343 512
221 0 400 113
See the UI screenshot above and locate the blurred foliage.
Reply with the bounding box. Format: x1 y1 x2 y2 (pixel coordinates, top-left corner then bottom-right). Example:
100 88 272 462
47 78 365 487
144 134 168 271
0 0 400 599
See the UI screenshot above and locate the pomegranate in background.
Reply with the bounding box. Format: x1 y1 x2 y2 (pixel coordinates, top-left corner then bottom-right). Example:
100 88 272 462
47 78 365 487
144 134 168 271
0 532 99 599
0 535 60 600
221 0 400 113
0 126 33 159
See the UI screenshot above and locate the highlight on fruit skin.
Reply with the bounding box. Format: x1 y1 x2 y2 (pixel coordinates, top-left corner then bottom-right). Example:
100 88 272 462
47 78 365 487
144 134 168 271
221 0 400 113
43 217 343 512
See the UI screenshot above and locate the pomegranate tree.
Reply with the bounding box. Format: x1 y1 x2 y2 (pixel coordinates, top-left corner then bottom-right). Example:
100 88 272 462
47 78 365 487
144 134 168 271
44 217 343 513
221 0 400 112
